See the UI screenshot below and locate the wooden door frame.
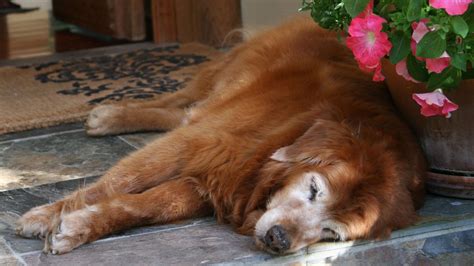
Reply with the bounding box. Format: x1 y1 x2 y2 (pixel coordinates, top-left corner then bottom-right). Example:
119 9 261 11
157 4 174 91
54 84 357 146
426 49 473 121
152 0 242 47
0 16 8 59
52 0 146 41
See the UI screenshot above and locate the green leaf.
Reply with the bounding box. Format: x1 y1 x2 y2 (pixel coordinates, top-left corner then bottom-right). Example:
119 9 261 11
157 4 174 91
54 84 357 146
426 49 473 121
343 0 370 18
451 53 467 71
389 31 411 64
427 67 462 89
393 0 409 10
406 54 429 82
416 31 446 58
463 9 474 32
406 0 423 22
450 16 469 38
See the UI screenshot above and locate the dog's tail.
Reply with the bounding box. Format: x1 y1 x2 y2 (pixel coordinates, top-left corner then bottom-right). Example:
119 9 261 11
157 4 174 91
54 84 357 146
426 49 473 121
221 28 250 48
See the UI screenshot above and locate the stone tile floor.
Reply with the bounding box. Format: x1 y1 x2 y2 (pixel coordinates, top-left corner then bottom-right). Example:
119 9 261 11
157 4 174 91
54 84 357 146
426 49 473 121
0 123 473 265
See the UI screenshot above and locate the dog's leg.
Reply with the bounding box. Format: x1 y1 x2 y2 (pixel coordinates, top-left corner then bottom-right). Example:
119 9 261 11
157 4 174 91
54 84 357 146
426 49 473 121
85 53 232 136
86 106 186 136
84 74 210 136
46 178 211 254
17 130 194 240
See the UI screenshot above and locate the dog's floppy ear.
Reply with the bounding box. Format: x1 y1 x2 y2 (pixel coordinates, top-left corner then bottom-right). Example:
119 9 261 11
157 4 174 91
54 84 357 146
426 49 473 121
271 145 328 165
270 121 342 165
270 146 292 162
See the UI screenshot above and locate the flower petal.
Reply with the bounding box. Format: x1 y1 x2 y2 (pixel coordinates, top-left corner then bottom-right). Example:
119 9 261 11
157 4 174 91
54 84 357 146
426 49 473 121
372 63 385 81
429 0 472 15
412 20 430 43
441 100 459 117
412 90 458 118
346 14 391 83
425 55 451 73
396 60 419 83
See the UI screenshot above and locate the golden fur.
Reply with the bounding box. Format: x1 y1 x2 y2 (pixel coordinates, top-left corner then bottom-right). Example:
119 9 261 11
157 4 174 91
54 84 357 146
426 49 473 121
16 17 426 255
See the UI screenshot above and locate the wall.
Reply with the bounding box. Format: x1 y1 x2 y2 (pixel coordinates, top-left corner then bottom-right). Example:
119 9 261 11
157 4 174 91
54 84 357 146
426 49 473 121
13 0 52 11
241 0 301 38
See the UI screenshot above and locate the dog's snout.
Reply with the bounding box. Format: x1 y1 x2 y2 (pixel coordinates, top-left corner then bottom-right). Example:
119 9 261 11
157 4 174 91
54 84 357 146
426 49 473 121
264 225 291 253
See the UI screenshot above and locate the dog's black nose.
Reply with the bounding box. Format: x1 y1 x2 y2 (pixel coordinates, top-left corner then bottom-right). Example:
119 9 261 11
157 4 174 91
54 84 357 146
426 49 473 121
264 225 291 253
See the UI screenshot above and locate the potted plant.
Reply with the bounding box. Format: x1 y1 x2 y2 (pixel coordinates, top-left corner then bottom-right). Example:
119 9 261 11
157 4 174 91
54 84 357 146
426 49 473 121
301 0 474 198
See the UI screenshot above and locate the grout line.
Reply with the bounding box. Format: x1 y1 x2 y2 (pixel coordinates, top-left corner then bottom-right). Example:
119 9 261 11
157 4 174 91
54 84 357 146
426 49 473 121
17 219 216 257
0 129 85 145
0 237 27 266
12 250 38 259
93 219 216 244
245 223 474 265
0 174 100 195
306 222 474 256
117 136 140 150
12 219 474 261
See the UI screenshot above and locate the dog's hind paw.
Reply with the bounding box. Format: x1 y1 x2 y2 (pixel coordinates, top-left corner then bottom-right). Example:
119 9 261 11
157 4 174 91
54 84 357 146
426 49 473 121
86 105 125 136
46 208 95 255
16 204 58 239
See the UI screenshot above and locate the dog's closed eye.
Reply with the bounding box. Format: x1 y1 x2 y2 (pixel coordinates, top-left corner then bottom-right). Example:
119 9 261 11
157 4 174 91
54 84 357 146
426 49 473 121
322 228 341 241
309 176 322 201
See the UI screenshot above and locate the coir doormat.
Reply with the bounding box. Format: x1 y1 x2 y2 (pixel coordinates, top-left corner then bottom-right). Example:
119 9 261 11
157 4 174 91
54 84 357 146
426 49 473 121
0 43 220 135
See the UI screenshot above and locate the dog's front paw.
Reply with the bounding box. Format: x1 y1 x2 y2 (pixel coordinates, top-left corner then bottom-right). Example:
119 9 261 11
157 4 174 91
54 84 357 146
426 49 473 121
16 204 59 239
47 209 94 255
86 105 125 136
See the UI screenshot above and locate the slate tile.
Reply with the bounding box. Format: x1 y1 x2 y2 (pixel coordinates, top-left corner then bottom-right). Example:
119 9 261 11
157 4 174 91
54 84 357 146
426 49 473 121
0 123 83 143
0 131 134 191
0 176 98 254
0 211 43 256
426 251 474 266
0 237 22 266
307 236 442 265
1 127 473 265
107 217 216 239
418 194 474 217
21 224 267 265
0 176 217 254
0 212 18 237
306 195 474 256
119 132 167 149
422 230 474 256
0 176 99 214
1 170 217 252
320 247 434 266
0 256 22 266
0 237 14 256
233 249 305 265
7 216 215 256
4 192 474 265
306 230 474 265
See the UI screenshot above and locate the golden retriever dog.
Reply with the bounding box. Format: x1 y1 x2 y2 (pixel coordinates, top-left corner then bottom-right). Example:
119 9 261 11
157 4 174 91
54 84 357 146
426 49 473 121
16 16 426 255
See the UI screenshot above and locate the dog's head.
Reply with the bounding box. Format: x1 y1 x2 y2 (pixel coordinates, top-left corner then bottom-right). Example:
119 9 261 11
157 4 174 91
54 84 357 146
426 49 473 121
250 120 421 254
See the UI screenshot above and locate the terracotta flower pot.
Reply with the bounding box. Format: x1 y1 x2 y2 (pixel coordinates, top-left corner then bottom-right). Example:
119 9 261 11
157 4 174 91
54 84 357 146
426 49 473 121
382 60 474 199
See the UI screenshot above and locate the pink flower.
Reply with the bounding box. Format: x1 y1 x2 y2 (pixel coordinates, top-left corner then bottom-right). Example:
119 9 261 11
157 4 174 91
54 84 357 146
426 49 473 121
371 63 385 81
358 61 385 81
412 20 430 43
395 59 419 83
346 14 392 81
429 0 472 15
412 89 459 118
410 20 451 73
410 21 429 61
425 52 451 73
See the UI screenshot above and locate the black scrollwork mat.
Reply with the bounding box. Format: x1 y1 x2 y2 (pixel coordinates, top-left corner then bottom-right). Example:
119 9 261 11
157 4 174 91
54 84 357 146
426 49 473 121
0 43 220 134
